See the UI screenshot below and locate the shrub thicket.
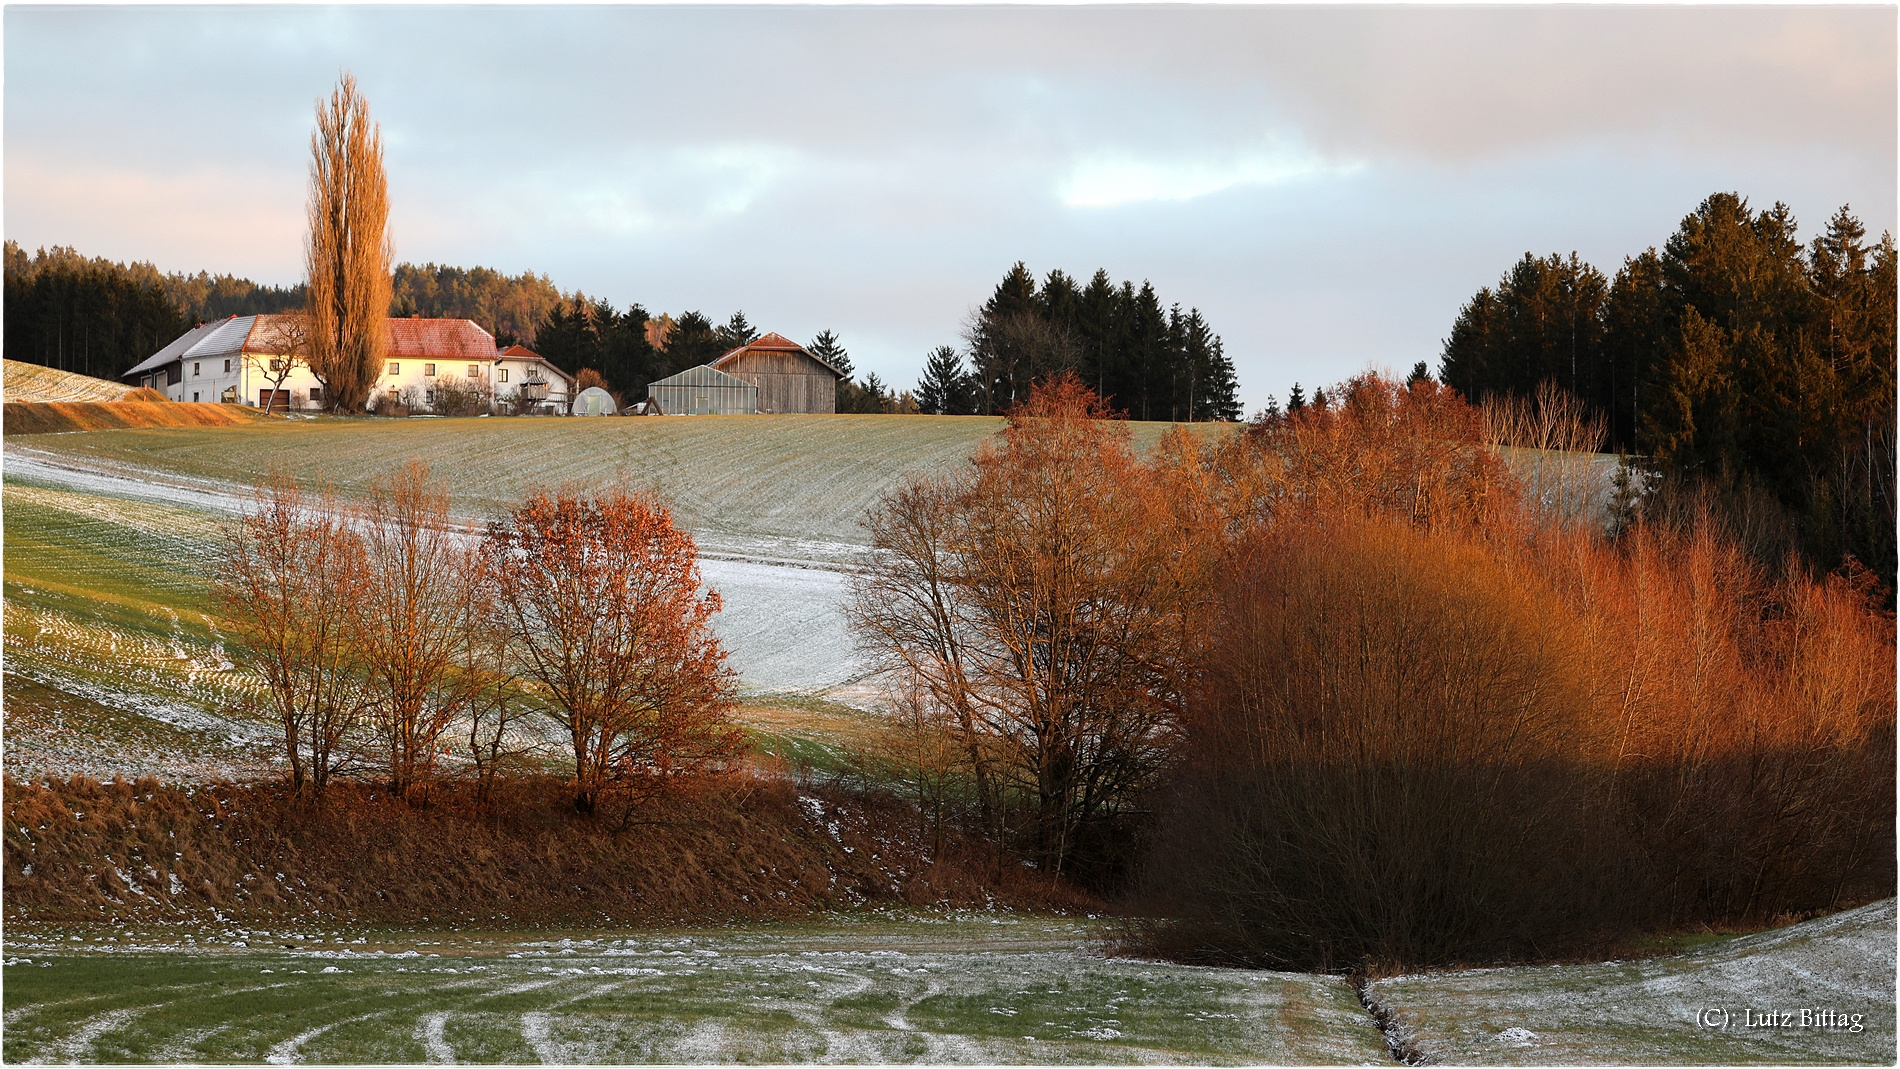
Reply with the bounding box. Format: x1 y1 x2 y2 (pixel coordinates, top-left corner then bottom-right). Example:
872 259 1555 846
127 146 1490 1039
1129 373 1895 970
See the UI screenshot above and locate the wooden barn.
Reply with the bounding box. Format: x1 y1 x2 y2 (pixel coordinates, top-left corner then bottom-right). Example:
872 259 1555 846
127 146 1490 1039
647 364 760 415
709 332 840 414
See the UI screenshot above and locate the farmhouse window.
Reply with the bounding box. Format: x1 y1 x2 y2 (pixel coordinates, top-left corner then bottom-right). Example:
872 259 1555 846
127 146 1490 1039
499 369 509 383
425 363 437 377
467 364 479 378
224 359 232 373
269 359 282 373
194 362 201 376
388 362 400 375
192 391 200 402
309 387 324 402
425 389 436 405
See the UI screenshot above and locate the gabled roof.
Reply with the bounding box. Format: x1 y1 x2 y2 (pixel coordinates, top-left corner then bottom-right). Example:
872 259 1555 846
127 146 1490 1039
710 332 842 377
649 364 758 390
386 317 495 359
494 345 576 386
124 315 502 381
123 315 257 378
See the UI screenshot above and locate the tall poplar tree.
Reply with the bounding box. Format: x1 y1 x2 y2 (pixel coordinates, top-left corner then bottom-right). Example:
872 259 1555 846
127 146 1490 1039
304 73 392 414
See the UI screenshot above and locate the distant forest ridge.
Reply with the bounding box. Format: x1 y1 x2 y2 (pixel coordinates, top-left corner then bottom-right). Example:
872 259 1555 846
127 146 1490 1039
1 242 627 382
3 243 1242 421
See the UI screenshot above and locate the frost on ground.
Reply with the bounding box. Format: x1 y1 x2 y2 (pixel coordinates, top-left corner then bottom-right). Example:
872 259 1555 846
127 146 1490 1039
1 913 1389 1065
1367 898 1897 1065
3 451 872 784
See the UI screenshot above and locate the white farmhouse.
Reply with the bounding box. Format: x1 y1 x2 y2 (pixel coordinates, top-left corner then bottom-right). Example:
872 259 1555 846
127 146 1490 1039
121 316 579 415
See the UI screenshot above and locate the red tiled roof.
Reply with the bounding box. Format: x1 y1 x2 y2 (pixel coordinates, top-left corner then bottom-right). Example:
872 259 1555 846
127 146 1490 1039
498 344 539 358
385 318 495 359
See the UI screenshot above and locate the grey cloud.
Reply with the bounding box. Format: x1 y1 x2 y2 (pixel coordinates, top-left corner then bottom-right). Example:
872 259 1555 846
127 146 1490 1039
6 5 1893 411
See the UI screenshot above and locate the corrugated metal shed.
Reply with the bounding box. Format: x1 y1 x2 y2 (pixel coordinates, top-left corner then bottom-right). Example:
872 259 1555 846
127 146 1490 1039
647 364 758 415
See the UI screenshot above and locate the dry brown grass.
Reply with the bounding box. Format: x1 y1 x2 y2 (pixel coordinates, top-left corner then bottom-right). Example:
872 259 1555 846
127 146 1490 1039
3 400 263 436
2 773 1097 926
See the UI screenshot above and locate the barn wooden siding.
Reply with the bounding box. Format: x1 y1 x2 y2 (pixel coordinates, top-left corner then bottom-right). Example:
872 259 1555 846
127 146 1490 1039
712 349 836 414
647 364 758 415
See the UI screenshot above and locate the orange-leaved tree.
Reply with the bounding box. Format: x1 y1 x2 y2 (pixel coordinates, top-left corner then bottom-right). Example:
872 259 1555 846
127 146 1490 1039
487 486 741 814
852 373 1200 879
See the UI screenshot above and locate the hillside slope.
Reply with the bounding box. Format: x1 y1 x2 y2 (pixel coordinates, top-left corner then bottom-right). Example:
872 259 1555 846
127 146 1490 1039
1 359 132 403
6 415 1234 564
1368 899 1896 1064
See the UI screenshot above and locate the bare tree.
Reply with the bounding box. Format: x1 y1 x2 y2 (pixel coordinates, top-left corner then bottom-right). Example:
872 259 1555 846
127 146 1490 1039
352 461 488 801
212 473 370 795
305 73 392 414
246 314 316 415
1482 379 1611 529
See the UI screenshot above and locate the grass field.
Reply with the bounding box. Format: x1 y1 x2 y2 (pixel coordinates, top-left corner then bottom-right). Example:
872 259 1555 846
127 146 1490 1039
3 414 1225 778
5 414 1233 565
0 912 1387 1065
1367 899 1897 1065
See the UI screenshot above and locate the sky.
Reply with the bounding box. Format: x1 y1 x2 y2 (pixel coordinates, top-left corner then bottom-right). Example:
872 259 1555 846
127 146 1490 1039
6 4 1894 412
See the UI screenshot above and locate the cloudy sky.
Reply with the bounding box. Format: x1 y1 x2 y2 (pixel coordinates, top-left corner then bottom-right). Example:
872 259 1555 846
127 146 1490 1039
6 4 1893 411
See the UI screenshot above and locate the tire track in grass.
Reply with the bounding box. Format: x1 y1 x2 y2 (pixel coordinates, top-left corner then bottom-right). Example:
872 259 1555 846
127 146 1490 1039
264 1012 379 1064
415 1011 454 1064
512 980 632 1063
519 1011 559 1064
37 1007 142 1064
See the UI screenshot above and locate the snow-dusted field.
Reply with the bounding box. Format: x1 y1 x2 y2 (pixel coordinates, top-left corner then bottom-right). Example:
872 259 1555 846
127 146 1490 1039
1 912 1388 1065
1368 898 1897 1065
3 448 867 702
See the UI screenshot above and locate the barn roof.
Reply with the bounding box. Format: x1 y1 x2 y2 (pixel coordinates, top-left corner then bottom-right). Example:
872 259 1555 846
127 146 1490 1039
711 332 842 377
648 364 758 390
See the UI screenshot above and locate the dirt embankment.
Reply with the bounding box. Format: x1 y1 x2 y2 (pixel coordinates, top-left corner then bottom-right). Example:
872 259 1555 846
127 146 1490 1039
3 775 1093 926
3 399 264 436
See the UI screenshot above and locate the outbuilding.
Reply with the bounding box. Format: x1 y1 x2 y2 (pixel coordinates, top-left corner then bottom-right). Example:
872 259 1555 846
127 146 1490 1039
709 332 840 414
574 386 617 416
646 364 759 415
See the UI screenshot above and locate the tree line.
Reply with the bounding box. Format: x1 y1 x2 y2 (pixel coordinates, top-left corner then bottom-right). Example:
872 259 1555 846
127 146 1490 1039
7 236 1245 425
2 242 303 382
1439 192 1896 591
907 263 1241 420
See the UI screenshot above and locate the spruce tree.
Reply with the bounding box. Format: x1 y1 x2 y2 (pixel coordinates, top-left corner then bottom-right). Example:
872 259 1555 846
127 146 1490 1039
917 345 977 414
807 329 853 379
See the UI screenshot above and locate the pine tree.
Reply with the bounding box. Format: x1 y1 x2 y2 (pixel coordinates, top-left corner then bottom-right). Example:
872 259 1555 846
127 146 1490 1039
917 345 977 414
808 329 853 379
716 311 760 350
661 311 726 375
1287 383 1306 413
